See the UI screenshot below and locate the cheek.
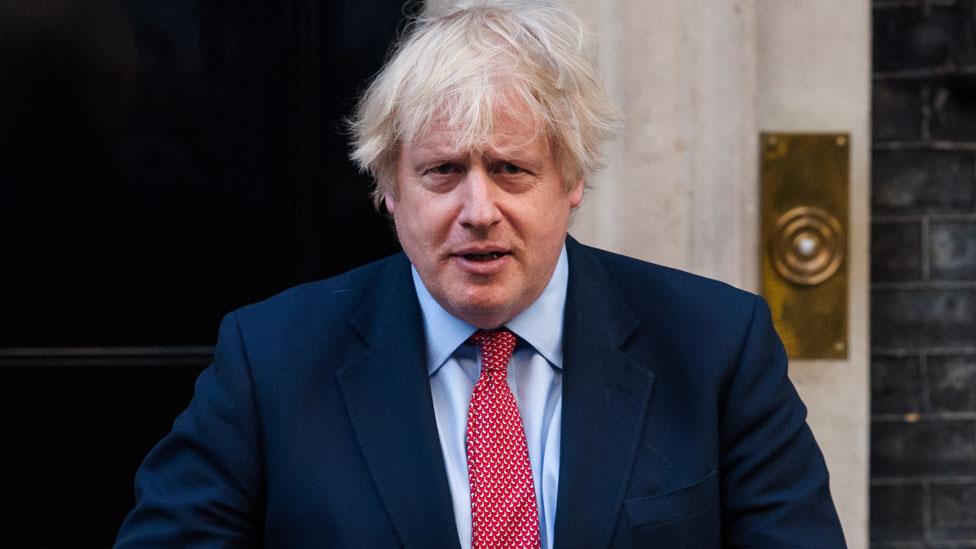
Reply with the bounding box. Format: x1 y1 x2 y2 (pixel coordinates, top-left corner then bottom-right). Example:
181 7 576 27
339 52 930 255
394 200 453 253
525 200 571 236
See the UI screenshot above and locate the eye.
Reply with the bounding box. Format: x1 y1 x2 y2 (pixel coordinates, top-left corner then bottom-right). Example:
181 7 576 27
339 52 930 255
498 162 525 175
426 163 459 176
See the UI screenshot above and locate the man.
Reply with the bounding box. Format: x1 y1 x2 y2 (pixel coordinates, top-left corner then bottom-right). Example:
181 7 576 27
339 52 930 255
116 2 846 547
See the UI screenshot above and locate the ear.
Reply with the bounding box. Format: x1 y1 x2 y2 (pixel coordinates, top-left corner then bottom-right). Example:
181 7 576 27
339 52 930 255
568 178 584 209
383 192 397 214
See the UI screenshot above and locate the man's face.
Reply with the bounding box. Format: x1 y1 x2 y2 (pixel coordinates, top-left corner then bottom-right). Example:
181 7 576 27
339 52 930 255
387 107 583 329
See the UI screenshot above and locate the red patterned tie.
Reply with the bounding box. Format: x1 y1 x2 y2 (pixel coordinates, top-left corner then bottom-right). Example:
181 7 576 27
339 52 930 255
466 329 541 549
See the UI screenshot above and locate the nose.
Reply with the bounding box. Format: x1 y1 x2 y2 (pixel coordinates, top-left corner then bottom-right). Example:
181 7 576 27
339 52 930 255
458 167 502 229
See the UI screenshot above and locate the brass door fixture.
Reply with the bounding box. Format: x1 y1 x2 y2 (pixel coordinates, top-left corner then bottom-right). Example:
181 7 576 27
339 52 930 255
771 206 845 287
761 133 849 359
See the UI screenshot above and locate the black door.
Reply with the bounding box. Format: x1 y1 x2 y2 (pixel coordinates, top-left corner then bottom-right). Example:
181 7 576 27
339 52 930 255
0 0 409 544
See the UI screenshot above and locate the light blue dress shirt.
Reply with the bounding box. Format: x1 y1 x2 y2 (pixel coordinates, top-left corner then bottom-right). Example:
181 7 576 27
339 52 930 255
411 245 567 549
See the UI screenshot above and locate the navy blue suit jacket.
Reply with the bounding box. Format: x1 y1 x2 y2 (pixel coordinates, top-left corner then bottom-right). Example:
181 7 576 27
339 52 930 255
116 237 846 548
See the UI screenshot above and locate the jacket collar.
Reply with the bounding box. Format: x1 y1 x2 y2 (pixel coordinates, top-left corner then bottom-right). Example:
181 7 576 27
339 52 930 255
338 253 462 548
554 237 654 549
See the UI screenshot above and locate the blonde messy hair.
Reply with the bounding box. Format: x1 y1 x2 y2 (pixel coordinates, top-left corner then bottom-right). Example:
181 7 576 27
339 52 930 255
349 0 619 210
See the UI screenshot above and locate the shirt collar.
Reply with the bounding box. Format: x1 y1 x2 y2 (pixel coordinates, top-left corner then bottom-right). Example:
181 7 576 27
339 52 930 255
412 243 569 376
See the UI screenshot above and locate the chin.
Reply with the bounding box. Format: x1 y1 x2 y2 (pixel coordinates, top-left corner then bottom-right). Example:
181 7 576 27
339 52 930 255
449 299 514 329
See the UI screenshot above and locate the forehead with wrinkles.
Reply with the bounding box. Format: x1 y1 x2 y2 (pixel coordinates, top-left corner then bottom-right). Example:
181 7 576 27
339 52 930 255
404 99 551 161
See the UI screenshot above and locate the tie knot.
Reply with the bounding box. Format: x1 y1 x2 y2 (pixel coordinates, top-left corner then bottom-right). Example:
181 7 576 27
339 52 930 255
468 329 517 373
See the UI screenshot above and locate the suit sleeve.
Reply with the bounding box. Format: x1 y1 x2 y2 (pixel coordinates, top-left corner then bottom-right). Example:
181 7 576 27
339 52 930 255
719 296 847 548
114 312 264 548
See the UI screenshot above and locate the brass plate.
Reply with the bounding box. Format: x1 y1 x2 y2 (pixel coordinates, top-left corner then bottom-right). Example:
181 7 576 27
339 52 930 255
760 133 848 359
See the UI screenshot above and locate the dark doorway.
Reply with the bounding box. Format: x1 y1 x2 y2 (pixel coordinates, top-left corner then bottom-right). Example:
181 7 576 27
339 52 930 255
1 0 411 544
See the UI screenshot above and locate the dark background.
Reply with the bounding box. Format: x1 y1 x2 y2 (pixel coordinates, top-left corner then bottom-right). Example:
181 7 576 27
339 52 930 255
1 0 410 545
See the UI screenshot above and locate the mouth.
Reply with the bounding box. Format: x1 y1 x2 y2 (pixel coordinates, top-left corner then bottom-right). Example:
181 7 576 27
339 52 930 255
461 251 509 262
450 247 512 275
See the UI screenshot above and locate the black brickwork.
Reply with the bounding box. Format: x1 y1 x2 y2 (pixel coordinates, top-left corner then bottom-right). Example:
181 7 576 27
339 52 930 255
872 356 923 414
870 485 925 543
872 221 924 282
872 1 976 547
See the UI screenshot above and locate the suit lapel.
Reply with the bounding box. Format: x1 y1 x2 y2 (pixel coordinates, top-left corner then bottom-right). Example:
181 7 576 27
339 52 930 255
336 255 461 549
554 238 656 549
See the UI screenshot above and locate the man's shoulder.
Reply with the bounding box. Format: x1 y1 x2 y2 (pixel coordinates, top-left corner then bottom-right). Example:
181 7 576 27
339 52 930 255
572 240 758 319
231 251 408 336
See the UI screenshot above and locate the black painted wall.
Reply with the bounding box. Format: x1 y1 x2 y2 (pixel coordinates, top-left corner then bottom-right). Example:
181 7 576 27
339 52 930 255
0 0 409 545
872 1 976 546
